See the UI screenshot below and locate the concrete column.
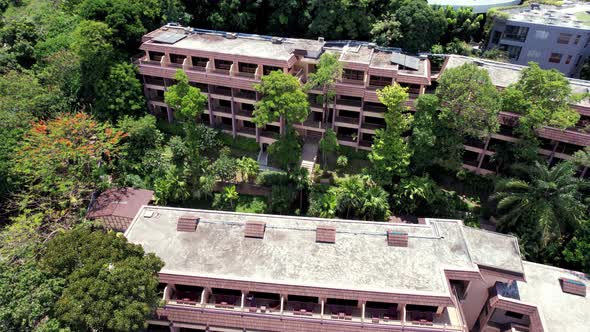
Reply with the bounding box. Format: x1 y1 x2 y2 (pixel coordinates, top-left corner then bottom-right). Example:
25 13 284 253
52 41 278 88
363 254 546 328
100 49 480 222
240 293 245 309
280 115 285 135
548 141 560 164
167 107 173 123
280 296 284 314
581 166 587 178
208 86 215 128
320 299 325 319
356 98 365 151
400 304 406 324
436 306 444 316
361 302 366 323
230 90 237 138
255 91 261 143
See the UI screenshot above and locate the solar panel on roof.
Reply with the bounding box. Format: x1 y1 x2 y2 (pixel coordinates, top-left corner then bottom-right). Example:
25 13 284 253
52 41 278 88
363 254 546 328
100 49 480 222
390 53 420 71
152 32 186 44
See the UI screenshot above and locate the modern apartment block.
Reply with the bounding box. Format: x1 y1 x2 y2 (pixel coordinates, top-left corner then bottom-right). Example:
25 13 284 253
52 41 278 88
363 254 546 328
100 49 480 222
135 24 590 177
486 2 590 77
124 206 590 332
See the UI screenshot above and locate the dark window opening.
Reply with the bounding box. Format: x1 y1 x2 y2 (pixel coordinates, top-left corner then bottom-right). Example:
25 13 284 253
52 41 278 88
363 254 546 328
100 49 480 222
148 51 165 61
214 59 232 70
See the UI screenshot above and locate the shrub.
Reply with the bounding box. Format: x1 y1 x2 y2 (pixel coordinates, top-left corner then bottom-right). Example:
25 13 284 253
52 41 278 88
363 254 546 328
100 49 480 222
235 196 268 214
256 170 290 186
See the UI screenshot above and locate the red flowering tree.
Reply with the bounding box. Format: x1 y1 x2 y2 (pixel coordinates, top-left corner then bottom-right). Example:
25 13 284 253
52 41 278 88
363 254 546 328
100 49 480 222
10 113 124 233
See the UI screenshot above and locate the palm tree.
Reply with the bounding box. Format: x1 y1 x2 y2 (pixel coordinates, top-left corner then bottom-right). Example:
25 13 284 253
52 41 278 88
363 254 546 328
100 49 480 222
333 174 390 220
222 185 239 210
491 161 586 244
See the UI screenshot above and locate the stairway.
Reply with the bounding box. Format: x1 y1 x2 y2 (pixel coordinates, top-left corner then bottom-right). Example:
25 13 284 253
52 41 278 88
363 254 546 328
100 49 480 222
300 140 319 176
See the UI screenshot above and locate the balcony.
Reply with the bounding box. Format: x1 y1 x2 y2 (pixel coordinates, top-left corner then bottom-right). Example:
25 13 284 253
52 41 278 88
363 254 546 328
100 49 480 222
325 299 362 323
144 77 165 86
236 108 253 118
366 302 399 325
237 127 256 137
336 98 362 108
341 77 364 86
210 87 232 97
212 105 232 115
234 90 256 100
206 290 241 312
362 122 385 131
364 103 387 114
261 130 279 139
169 285 203 306
336 116 360 125
191 65 207 72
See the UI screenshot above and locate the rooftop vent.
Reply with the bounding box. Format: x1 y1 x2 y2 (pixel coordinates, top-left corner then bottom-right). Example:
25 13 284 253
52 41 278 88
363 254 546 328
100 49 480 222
367 42 376 49
226 32 238 39
530 3 540 10
387 231 408 247
244 221 266 239
272 37 284 44
177 215 199 232
316 225 336 243
318 37 325 43
559 278 586 297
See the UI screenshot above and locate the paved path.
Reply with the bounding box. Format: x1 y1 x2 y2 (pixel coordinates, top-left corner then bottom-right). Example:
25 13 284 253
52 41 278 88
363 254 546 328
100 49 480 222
300 140 319 176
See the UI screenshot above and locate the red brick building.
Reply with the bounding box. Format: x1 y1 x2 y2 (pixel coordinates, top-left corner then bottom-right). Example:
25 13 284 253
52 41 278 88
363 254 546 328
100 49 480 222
124 207 589 332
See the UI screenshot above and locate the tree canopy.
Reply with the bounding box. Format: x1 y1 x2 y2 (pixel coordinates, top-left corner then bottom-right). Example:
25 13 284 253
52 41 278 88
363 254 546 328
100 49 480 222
164 69 207 122
253 70 309 129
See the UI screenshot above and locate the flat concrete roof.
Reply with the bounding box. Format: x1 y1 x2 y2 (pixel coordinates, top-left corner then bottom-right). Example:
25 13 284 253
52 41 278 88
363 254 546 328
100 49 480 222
517 261 590 332
427 0 521 14
444 55 590 107
503 2 590 29
142 25 426 74
125 207 524 297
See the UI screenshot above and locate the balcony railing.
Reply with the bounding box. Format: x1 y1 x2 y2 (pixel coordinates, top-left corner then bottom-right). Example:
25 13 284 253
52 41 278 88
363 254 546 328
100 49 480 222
364 104 387 113
341 77 364 86
261 130 279 139
212 106 232 114
362 122 385 130
212 68 230 75
235 71 256 79
191 65 207 72
336 116 360 124
210 87 232 97
236 109 253 117
234 90 256 100
336 99 362 107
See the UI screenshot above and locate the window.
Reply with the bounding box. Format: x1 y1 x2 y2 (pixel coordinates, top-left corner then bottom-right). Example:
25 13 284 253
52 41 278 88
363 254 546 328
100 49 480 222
499 44 522 60
343 69 364 81
548 52 562 63
535 30 549 40
505 311 524 319
169 53 186 65
574 35 581 45
238 62 257 73
503 25 529 42
557 33 573 44
565 55 573 65
369 75 391 87
192 56 209 68
148 51 165 61
214 59 232 70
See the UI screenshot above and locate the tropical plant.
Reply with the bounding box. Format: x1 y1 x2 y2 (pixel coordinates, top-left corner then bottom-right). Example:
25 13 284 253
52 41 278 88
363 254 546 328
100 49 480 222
237 156 260 182
95 63 145 121
319 128 338 167
491 161 586 247
336 155 348 169
391 175 437 215
332 174 390 221
305 53 342 125
369 84 412 185
268 129 302 171
213 185 239 210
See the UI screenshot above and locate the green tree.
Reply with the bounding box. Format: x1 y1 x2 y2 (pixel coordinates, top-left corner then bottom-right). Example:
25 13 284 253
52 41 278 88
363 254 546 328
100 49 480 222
40 227 164 332
164 69 207 122
209 0 258 32
307 0 375 40
116 115 164 180
370 13 402 46
210 150 238 183
392 0 447 52
268 129 302 171
307 188 337 218
563 220 590 273
491 162 587 259
95 63 145 121
410 94 438 172
305 53 342 125
438 6 483 44
0 70 61 118
436 63 501 138
391 175 437 215
503 62 580 135
237 156 259 183
72 20 114 99
0 261 64 332
254 70 309 129
369 84 412 185
0 16 39 69
319 128 338 167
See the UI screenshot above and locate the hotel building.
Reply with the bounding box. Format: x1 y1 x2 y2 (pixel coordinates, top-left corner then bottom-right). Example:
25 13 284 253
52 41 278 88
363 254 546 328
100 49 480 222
135 24 590 177
123 206 590 332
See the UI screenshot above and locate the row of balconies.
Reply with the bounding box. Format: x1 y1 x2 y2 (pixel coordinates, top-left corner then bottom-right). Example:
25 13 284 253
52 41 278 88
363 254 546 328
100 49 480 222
159 284 463 330
137 51 426 90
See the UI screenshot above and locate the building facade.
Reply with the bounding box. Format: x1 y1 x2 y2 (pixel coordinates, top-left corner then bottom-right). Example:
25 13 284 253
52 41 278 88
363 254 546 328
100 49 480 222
123 206 590 332
486 2 590 77
135 24 590 177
